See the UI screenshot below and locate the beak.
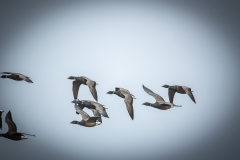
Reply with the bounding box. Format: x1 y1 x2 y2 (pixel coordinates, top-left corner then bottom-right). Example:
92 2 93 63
96 83 98 85
103 106 108 109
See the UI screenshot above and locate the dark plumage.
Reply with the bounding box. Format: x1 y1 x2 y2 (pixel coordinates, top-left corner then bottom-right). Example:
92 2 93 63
0 110 4 130
71 108 101 127
162 84 196 104
107 87 136 120
0 111 35 141
142 85 181 110
68 76 98 101
0 72 33 83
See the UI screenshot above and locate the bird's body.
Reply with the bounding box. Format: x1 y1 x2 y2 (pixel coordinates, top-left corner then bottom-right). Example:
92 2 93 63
162 85 196 103
0 111 35 141
71 109 101 127
0 72 33 83
107 87 135 120
142 85 181 110
0 110 4 130
68 76 98 101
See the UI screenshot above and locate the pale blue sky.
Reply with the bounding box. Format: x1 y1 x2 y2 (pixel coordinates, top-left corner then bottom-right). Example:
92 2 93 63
0 1 240 160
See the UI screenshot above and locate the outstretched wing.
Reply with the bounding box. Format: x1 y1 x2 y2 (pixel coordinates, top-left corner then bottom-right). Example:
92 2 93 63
182 86 196 103
121 91 134 120
168 88 176 103
5 111 17 133
0 72 14 74
0 112 2 130
91 101 109 118
77 110 90 121
16 74 33 83
143 85 165 103
72 80 81 99
91 109 102 123
85 78 98 101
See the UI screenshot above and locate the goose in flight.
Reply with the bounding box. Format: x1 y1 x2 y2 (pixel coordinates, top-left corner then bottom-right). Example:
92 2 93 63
72 100 109 123
71 107 101 127
142 85 181 110
0 111 35 141
162 85 196 103
68 76 98 101
0 110 4 130
0 72 33 83
107 87 136 120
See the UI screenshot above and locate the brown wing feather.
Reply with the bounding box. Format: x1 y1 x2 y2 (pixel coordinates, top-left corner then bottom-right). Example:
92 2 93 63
5 111 17 133
17 74 33 83
0 114 2 130
168 88 176 103
72 80 81 99
0 72 14 74
186 91 196 103
182 86 196 103
122 92 134 120
86 79 98 101
143 85 165 103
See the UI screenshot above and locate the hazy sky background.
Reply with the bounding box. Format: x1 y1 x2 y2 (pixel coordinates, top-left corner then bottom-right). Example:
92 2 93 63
0 1 240 160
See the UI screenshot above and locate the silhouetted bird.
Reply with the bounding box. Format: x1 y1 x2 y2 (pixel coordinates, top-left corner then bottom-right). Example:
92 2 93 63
107 87 136 120
0 72 33 83
68 76 98 101
71 107 101 127
162 84 196 103
0 111 35 141
72 100 109 123
142 85 181 110
0 110 4 130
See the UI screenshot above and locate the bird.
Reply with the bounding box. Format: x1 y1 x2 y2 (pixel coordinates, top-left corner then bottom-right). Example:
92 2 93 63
0 110 4 130
72 100 109 123
142 85 182 110
0 111 35 141
72 100 101 122
71 106 101 127
0 72 33 83
107 87 136 120
68 76 98 101
162 84 196 103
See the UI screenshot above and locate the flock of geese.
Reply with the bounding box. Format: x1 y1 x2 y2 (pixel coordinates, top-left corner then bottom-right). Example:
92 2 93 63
0 72 196 140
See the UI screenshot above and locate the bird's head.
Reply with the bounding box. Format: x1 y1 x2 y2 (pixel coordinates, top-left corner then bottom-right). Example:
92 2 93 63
106 91 114 94
68 76 75 80
142 102 151 106
162 84 170 88
70 120 79 124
